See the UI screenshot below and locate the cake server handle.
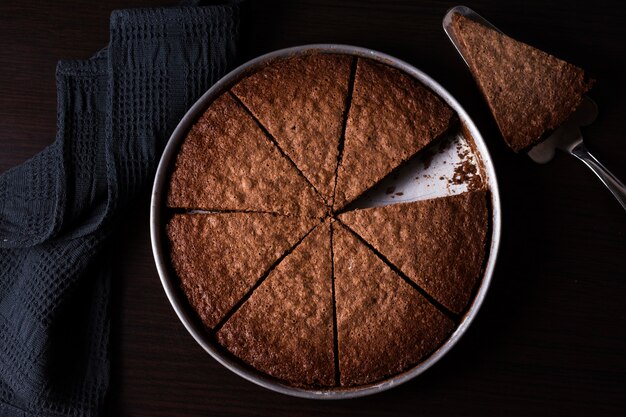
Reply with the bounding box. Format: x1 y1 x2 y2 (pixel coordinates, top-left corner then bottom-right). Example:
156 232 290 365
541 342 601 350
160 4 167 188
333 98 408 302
569 142 626 210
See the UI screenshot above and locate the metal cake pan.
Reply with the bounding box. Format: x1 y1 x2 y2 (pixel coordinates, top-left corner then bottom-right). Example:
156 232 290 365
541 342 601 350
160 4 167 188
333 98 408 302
150 44 502 399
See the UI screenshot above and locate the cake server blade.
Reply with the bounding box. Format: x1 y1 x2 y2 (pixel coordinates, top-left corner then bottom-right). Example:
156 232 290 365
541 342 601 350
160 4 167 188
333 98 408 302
443 5 626 211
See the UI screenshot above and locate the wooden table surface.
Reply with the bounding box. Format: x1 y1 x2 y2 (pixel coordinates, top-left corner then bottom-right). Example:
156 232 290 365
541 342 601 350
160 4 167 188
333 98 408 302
1 1 625 416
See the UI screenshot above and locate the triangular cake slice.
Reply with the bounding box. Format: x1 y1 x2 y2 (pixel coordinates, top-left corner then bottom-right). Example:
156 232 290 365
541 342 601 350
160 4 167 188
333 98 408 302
333 58 455 211
232 54 352 205
167 213 318 330
450 13 594 152
332 222 454 386
167 93 326 218
216 221 335 387
339 190 489 314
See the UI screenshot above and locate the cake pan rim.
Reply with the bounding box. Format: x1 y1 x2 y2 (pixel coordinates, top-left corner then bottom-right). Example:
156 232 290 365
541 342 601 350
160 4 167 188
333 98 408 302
150 43 502 399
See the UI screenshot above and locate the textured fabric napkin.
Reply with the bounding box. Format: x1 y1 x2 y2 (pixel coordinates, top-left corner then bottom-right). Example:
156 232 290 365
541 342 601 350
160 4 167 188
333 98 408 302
0 4 239 416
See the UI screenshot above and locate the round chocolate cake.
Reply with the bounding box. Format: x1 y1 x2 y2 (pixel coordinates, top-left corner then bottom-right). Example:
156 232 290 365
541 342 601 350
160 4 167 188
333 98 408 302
165 53 489 388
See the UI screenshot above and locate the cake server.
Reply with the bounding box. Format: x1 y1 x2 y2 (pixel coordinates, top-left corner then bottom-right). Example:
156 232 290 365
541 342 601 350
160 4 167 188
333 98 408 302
443 5 626 211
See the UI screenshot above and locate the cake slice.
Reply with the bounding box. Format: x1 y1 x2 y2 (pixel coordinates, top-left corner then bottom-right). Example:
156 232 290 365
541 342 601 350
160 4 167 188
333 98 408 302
167 93 326 218
339 190 489 314
333 58 455 211
216 221 335 387
167 213 318 330
332 222 454 386
232 54 353 205
450 13 594 152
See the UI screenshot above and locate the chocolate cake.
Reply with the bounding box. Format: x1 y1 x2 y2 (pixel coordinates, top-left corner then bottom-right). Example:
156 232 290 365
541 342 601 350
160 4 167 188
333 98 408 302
216 221 335 387
450 13 594 152
332 222 455 386
232 54 352 205
339 190 489 314
165 52 493 390
167 213 317 329
333 58 455 210
167 93 326 218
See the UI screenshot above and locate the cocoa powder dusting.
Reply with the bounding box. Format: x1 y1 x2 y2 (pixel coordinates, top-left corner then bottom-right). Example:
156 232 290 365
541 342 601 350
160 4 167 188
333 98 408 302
447 130 484 191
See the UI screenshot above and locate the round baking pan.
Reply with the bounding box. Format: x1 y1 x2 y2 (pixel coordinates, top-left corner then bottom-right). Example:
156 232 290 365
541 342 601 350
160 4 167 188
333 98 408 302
150 44 502 399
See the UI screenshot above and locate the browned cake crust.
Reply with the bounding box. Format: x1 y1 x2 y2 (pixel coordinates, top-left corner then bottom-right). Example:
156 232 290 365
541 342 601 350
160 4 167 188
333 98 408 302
339 190 489 314
332 222 455 387
167 213 317 329
333 58 455 211
450 13 594 152
232 54 352 205
167 93 326 218
166 52 492 389
216 221 335 387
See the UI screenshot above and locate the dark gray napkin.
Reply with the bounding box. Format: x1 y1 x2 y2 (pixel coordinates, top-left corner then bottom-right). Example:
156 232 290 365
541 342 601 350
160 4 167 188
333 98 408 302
0 5 239 416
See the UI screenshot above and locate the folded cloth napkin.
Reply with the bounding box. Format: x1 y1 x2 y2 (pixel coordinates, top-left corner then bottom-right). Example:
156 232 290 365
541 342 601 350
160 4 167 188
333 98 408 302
0 4 239 416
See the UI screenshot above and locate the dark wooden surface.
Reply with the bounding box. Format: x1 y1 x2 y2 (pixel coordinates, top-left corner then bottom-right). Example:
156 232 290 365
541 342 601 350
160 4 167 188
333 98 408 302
1 1 625 416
